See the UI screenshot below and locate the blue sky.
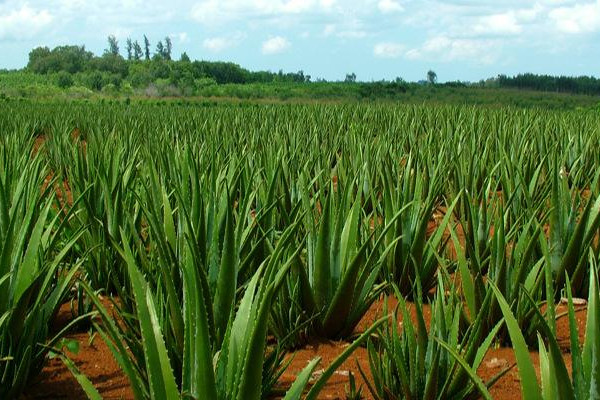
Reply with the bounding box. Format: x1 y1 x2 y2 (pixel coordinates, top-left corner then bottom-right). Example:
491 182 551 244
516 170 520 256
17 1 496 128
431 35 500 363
1 0 599 82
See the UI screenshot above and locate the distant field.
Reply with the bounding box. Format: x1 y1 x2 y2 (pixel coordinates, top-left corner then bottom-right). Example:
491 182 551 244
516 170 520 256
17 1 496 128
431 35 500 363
1 70 599 110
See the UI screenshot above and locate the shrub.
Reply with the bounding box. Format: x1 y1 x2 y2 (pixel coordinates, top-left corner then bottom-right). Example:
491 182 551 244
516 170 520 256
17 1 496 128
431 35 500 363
56 71 74 88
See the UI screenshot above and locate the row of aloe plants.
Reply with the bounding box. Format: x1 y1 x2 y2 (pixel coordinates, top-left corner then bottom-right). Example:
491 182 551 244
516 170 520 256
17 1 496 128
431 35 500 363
1 101 600 399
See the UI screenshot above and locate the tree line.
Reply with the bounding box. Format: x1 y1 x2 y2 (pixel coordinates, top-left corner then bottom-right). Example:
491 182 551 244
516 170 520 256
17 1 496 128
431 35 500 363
495 73 600 96
22 35 600 98
26 35 312 94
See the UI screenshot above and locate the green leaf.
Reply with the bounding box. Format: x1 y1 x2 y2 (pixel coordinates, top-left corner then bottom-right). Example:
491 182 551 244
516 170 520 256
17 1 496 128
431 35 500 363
282 358 321 400
213 201 237 346
434 338 493 400
122 231 179 400
12 202 51 301
59 355 103 400
313 193 332 311
306 316 386 400
489 282 542 400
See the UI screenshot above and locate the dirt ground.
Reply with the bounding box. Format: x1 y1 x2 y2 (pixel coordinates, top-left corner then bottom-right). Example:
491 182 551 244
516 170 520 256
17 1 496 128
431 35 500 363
20 295 587 400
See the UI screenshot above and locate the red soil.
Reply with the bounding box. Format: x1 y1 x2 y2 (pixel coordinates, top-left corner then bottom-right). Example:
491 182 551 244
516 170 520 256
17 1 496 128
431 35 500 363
21 301 133 400
21 296 587 400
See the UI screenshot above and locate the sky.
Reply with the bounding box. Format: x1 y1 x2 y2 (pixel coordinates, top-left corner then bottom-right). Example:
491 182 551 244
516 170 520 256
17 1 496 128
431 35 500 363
0 0 599 82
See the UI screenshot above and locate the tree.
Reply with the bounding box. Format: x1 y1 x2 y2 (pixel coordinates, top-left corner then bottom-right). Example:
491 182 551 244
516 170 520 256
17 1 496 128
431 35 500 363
27 47 51 71
133 40 143 60
345 72 357 83
106 35 119 56
126 38 133 60
87 53 128 77
164 36 172 61
156 41 165 59
427 70 437 84
144 35 151 60
27 45 93 74
180 52 191 62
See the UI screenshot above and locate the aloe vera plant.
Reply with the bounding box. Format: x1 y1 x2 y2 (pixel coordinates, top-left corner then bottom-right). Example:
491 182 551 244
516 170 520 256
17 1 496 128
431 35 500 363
85 221 384 400
378 157 457 297
0 146 82 398
546 161 600 297
453 205 547 345
491 264 600 400
57 129 141 293
287 183 404 340
361 278 504 400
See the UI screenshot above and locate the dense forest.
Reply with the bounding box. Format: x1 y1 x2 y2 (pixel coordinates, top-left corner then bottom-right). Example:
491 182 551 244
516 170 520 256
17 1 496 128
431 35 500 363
24 36 315 96
496 73 600 96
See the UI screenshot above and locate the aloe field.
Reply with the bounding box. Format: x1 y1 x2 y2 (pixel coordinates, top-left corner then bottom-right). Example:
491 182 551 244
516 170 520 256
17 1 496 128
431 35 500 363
2 100 600 400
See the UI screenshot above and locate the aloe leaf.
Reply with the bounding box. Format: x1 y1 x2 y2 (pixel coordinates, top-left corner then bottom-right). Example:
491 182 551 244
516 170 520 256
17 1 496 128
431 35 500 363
537 336 554 400
213 201 237 346
434 338 493 400
489 282 542 400
565 275 585 400
12 201 51 301
305 317 386 400
282 358 321 400
582 267 600 400
313 193 332 311
182 244 217 400
450 223 476 318
162 189 177 253
122 232 179 400
321 237 371 338
59 354 103 400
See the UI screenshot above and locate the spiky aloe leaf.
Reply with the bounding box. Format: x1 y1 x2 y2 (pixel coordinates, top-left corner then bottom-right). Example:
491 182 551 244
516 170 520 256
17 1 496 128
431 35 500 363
313 192 332 311
305 317 386 400
489 282 542 400
12 201 51 301
122 231 179 400
181 241 217 400
434 338 493 400
582 266 600 400
321 238 371 338
213 201 237 346
282 358 321 400
58 354 103 400
565 275 585 400
537 336 555 400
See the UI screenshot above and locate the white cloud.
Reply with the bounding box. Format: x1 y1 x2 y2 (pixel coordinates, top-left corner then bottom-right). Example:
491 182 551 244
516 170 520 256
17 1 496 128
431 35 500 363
378 0 404 14
173 32 190 43
191 0 337 25
373 42 404 58
406 36 499 64
203 33 245 52
473 12 522 35
261 36 290 54
549 1 600 33
322 22 367 39
0 4 53 40
336 30 367 38
323 24 336 36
